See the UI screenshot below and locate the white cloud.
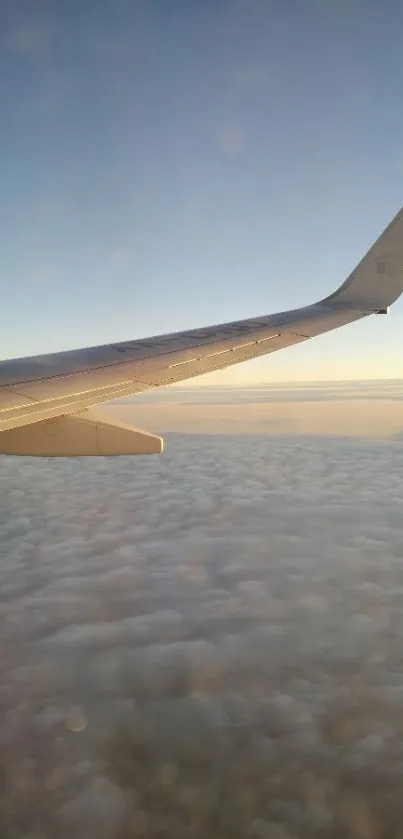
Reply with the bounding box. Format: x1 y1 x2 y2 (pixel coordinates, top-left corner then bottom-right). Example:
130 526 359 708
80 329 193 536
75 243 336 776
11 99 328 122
0 435 403 835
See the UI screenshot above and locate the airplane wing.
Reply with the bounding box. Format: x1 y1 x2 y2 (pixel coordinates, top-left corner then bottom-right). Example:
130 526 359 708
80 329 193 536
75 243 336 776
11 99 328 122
1 207 403 456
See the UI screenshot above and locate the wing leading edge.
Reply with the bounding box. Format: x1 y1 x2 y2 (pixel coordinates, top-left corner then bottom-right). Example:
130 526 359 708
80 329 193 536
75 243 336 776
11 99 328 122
1 207 403 455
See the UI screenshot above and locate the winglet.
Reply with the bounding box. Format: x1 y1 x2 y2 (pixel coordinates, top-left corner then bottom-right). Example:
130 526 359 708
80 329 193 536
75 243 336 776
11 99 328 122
322 207 403 312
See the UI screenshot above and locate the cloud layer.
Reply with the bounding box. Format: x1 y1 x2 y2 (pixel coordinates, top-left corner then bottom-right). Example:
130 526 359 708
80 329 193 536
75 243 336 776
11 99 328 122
1 434 403 836
110 381 403 439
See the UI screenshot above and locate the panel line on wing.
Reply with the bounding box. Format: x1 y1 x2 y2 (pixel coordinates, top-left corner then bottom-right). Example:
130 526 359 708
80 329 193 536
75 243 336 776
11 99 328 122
168 334 282 368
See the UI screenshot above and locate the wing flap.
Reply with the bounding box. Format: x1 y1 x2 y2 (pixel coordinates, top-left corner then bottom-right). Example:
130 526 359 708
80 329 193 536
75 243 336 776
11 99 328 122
0 409 163 457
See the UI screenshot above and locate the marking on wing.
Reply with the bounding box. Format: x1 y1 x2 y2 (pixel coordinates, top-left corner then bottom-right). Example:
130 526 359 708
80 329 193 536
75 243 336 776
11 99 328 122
0 330 285 409
0 318 295 388
0 332 305 431
0 302 369 434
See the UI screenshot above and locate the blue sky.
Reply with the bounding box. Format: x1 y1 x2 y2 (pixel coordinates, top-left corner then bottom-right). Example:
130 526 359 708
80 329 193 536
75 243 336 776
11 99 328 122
1 0 402 381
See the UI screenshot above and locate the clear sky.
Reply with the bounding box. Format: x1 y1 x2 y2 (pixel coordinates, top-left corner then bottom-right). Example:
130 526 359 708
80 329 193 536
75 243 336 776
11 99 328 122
1 0 402 382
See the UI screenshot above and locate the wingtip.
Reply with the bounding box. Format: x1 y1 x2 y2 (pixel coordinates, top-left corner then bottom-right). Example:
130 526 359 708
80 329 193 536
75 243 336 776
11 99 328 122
322 206 403 311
